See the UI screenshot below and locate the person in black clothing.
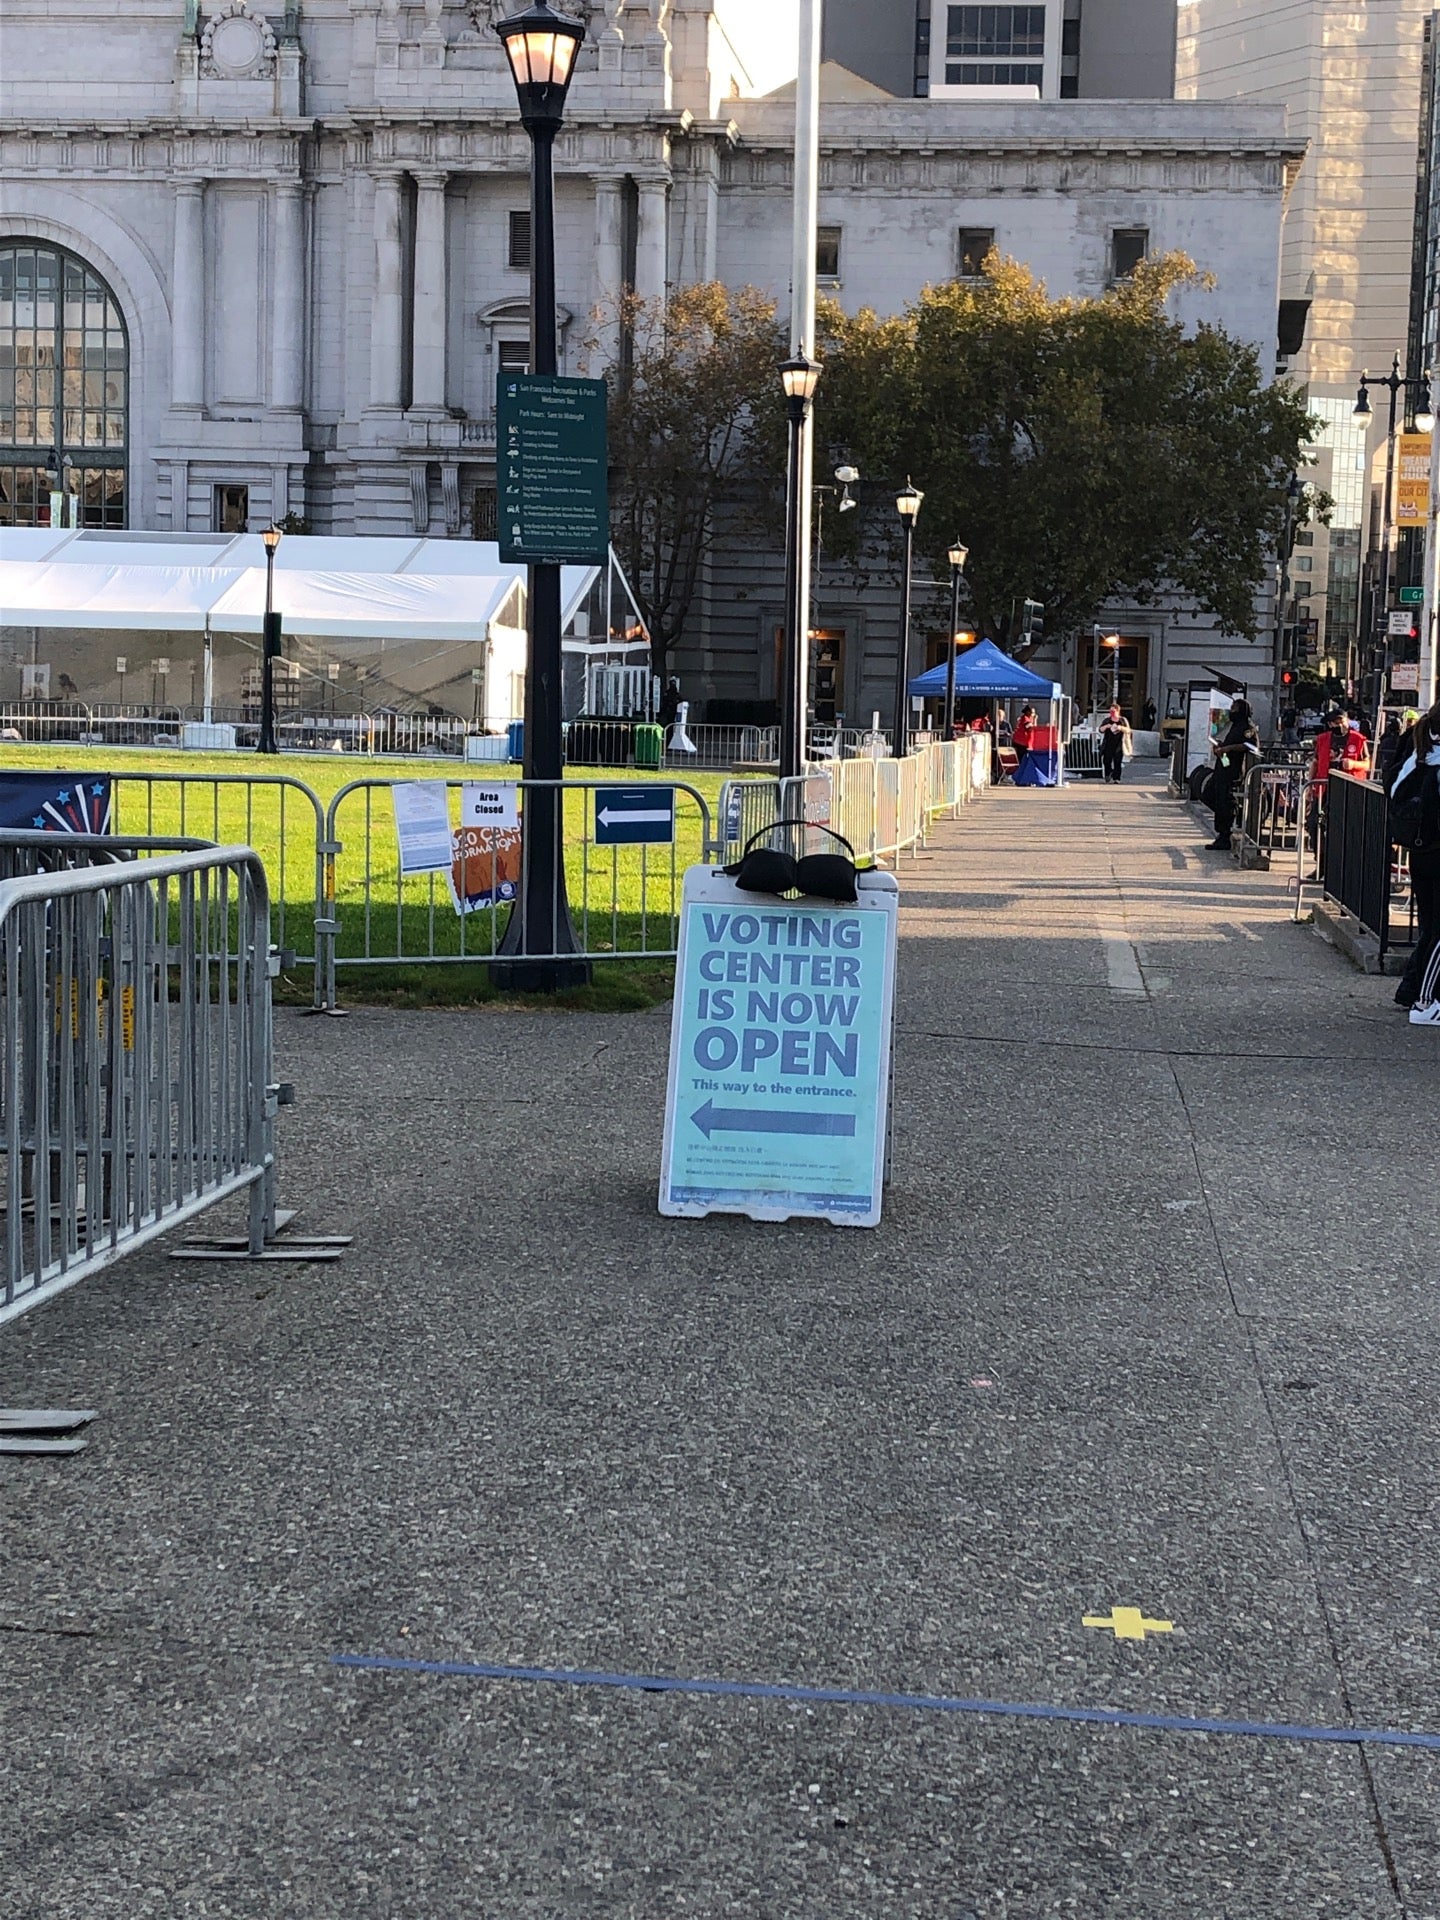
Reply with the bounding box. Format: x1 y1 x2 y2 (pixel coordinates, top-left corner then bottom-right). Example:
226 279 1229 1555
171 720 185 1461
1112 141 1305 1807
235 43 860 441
1387 701 1440 1011
1376 712 1404 790
1206 697 1259 850
1099 704 1130 782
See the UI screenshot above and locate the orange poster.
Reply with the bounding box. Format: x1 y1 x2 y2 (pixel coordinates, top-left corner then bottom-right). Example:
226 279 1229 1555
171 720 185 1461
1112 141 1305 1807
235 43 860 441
1396 432 1432 527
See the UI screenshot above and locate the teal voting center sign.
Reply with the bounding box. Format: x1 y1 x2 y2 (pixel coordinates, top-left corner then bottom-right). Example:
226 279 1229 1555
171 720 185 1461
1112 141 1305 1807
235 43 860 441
659 867 899 1227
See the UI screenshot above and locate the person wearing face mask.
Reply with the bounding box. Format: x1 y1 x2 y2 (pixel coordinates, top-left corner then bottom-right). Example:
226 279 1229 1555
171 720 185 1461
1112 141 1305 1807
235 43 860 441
1205 697 1260 851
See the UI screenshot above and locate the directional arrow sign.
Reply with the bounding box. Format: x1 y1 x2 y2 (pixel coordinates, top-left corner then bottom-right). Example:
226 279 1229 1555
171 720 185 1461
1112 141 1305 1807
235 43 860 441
690 1098 856 1139
594 786 675 845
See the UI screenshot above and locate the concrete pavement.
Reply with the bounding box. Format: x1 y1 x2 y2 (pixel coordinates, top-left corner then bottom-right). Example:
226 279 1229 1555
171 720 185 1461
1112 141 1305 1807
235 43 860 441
2 761 1436 1918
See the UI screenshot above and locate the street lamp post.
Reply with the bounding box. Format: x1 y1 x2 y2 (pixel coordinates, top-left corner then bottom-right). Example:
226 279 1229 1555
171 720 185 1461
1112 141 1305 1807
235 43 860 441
1103 632 1122 707
259 523 282 753
1354 354 1434 732
942 540 969 740
493 1 588 989
779 354 822 781
892 481 923 758
1270 472 1302 743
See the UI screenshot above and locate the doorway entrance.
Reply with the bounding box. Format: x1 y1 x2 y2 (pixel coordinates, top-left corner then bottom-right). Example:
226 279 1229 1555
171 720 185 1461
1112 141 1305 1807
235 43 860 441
809 627 845 725
1079 633 1149 719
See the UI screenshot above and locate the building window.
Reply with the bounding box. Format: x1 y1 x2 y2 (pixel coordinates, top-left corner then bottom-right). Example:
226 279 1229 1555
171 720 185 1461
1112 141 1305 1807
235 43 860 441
1294 528 1314 546
944 4 1045 86
213 483 249 533
473 485 498 540
507 211 531 272
1293 554 1313 573
958 229 995 278
0 239 127 527
1111 228 1149 281
914 0 931 94
498 340 530 375
816 226 842 281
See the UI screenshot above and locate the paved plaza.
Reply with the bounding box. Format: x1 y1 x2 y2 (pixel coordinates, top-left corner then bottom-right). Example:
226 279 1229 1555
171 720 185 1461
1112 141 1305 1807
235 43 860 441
2 763 1437 1919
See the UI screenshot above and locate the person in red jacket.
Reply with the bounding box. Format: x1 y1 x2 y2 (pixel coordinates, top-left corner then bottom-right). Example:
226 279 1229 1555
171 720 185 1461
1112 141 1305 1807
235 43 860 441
1312 707 1370 785
1011 705 1037 774
1307 707 1370 850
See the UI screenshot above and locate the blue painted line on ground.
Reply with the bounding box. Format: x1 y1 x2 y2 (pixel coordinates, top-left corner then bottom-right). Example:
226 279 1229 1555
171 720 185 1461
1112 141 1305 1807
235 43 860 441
331 1653 1440 1753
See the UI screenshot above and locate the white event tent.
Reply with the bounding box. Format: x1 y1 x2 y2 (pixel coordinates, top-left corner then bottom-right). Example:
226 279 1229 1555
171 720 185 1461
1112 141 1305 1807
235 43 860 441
0 529 650 726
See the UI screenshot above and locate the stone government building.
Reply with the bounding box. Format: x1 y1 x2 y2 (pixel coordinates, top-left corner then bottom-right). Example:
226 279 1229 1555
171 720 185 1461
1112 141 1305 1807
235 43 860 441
1 0 1303 723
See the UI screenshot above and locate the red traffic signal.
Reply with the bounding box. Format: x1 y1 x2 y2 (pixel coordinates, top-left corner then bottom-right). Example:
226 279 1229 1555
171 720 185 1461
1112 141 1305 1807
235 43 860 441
1280 668 1296 686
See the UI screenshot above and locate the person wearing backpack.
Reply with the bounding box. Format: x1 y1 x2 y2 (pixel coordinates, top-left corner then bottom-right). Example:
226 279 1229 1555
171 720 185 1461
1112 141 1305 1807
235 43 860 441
1386 699 1440 1018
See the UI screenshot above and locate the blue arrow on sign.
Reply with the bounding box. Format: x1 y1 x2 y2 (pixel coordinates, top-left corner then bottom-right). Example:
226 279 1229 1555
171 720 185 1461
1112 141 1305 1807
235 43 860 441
594 786 675 845
690 1098 856 1140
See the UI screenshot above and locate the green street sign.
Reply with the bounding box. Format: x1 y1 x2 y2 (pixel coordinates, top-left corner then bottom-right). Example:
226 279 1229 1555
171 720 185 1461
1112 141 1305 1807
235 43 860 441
1398 585 1424 605
497 373 609 565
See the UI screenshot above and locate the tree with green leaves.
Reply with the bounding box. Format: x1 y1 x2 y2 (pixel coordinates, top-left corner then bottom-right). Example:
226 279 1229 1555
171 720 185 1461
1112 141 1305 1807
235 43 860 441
815 255 1321 652
601 282 787 678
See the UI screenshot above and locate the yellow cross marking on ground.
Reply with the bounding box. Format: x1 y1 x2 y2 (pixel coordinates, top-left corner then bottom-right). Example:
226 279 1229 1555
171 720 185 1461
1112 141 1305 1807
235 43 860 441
1083 1606 1175 1642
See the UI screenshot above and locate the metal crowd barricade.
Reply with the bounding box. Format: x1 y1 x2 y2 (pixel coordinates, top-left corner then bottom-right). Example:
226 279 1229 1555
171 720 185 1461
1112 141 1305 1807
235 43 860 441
1234 750 1310 869
716 776 783 863
771 740 983 868
106 773 328 1007
1065 733 1106 779
1321 772 1396 957
664 723 779 771
0 847 275 1337
0 828 215 885
318 775 717 1006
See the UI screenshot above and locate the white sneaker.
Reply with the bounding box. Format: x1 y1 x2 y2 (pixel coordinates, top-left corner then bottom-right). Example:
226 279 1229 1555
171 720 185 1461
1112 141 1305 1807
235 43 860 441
1408 1001 1440 1025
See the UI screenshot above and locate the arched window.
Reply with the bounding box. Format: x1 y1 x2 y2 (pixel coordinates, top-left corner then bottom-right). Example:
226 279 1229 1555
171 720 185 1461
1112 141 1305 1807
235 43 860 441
0 240 128 529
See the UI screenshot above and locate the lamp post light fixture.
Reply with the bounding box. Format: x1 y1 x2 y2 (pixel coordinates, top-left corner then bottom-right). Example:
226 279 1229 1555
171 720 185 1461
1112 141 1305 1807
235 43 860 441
492 0 588 989
891 481 924 758
1089 627 1120 715
1102 630 1123 707
779 352 823 780
1354 353 1434 728
259 522 283 754
942 540 970 740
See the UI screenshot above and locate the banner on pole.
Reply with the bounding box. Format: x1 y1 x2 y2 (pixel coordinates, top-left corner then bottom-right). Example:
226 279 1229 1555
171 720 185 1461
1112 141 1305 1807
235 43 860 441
1396 432 1432 527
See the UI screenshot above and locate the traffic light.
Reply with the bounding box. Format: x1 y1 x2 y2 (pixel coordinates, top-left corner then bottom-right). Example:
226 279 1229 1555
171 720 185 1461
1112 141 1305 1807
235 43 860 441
1280 667 1296 688
1021 597 1044 642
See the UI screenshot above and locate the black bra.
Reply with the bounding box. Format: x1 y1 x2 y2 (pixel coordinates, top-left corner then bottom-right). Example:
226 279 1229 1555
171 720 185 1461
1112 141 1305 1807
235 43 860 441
723 823 860 903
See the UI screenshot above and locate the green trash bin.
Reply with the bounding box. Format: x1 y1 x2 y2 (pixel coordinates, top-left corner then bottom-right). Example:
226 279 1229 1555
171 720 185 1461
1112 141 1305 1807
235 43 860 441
634 722 664 770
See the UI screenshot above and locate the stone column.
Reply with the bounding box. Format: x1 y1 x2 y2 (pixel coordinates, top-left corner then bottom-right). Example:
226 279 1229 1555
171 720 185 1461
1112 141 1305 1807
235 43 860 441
411 171 448 412
369 170 405 411
634 176 669 309
171 178 205 410
270 179 306 411
593 174 625 365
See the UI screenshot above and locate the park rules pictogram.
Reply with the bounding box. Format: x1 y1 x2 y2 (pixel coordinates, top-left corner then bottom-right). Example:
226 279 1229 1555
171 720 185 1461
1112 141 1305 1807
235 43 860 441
659 866 899 1227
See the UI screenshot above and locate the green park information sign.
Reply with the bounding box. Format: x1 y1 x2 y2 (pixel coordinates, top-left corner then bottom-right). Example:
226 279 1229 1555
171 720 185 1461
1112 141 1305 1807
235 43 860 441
497 373 608 565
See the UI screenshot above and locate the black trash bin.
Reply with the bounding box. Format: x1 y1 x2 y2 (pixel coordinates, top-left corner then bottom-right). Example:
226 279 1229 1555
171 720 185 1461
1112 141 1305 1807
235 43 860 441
567 719 634 767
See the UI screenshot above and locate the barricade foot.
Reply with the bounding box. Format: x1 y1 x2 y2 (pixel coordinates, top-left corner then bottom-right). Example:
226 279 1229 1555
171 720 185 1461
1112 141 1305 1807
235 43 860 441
169 1206 352 1263
0 1407 98 1455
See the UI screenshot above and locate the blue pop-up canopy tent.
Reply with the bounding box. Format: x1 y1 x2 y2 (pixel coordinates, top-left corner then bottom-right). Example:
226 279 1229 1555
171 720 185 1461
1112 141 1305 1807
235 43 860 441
909 639 1068 786
908 638 1059 700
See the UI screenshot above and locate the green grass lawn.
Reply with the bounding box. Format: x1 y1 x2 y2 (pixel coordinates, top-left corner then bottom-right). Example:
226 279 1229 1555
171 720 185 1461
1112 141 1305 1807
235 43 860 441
0 744 732 1006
